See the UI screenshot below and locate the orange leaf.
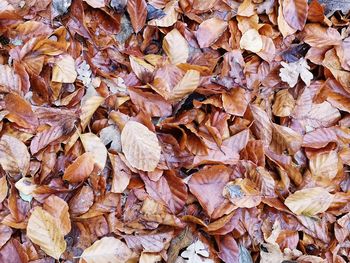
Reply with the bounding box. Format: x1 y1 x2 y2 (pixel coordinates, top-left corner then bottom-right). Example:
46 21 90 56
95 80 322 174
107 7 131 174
63 152 95 183
195 17 228 48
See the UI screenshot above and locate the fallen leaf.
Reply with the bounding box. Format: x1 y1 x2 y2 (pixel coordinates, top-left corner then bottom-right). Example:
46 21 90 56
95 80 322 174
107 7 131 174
0 224 12 249
163 29 189 65
83 0 105 8
272 89 295 117
309 150 340 181
63 152 95 183
0 177 8 203
284 187 334 216
127 0 147 33
240 29 263 53
121 121 161 171
109 153 131 193
80 133 107 170
169 69 200 102
43 195 71 235
279 58 313 87
52 55 77 83
27 207 66 260
302 23 342 47
282 0 308 30
188 165 232 218
80 236 132 263
195 17 228 48
0 135 30 176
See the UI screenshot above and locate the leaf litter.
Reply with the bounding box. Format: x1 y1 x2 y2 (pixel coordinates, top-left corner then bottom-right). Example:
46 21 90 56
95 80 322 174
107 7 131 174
0 0 349 262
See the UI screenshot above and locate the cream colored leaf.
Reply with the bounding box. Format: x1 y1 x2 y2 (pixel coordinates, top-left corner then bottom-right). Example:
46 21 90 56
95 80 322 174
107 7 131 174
309 151 339 181
0 135 30 176
148 0 178 27
27 207 66 260
43 195 71 235
285 187 333 216
163 29 189 65
170 70 200 102
52 55 77 83
80 236 132 263
240 29 263 53
80 133 107 170
83 0 105 8
272 90 295 117
0 176 8 203
121 121 161 171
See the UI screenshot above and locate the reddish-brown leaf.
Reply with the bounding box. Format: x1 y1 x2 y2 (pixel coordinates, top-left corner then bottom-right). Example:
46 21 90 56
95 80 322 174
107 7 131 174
127 0 147 33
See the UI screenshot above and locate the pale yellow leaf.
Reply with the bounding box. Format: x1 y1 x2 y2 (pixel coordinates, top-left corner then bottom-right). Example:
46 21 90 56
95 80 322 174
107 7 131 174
0 135 30 176
240 29 263 53
272 90 295 117
309 150 339 181
163 29 189 65
284 187 333 216
27 207 66 260
121 121 161 171
170 70 200 102
52 55 77 83
80 236 132 263
0 176 8 203
80 133 107 170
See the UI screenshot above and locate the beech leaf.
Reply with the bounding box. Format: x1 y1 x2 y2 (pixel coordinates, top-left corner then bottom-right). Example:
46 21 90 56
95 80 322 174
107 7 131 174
121 121 161 171
52 55 77 83
80 236 132 263
285 187 334 216
27 207 66 260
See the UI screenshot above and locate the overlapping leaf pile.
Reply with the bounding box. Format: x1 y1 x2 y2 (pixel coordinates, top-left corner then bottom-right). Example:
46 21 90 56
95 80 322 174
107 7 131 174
0 0 350 262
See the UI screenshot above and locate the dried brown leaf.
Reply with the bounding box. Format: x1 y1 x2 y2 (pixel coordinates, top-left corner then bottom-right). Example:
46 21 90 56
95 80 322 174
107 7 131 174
121 121 161 171
127 0 147 33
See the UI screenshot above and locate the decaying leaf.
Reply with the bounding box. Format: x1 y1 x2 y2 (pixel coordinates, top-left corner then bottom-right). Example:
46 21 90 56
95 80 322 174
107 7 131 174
27 207 66 260
121 121 161 171
285 187 334 216
279 58 313 87
272 90 295 117
80 236 132 263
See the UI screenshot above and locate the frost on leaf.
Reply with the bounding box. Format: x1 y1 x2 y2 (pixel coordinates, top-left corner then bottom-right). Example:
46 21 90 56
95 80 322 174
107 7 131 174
180 240 214 263
279 58 313 87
